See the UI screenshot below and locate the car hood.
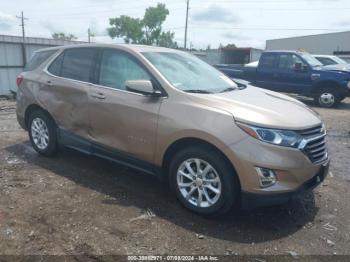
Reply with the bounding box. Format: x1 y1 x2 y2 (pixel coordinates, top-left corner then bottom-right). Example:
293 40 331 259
317 64 350 73
189 86 322 130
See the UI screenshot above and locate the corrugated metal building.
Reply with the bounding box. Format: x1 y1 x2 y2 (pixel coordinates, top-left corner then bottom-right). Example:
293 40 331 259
266 31 350 62
0 35 85 95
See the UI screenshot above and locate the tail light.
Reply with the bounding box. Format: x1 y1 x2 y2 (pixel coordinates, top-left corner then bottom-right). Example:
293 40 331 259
16 75 24 87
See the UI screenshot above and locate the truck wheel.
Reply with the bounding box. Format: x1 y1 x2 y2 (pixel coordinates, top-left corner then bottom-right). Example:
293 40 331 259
169 146 239 216
28 110 58 156
316 88 340 108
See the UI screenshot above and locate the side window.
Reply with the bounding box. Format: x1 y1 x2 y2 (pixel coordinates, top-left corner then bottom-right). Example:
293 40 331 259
48 53 64 76
317 57 336 66
60 48 97 82
278 54 306 70
259 54 277 69
24 50 56 71
98 49 151 91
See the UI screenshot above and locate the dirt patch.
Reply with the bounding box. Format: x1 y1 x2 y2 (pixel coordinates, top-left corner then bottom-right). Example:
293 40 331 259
0 98 349 256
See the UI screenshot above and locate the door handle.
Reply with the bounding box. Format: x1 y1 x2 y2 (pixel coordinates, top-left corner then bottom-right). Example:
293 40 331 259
46 80 53 86
91 92 106 100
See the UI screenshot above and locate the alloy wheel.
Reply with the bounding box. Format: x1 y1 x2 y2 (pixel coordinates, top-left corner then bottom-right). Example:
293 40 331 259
31 117 49 150
319 92 335 107
176 158 222 208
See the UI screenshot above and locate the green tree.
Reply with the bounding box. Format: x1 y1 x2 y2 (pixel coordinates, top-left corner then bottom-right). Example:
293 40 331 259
107 16 143 44
157 31 178 48
107 3 177 48
52 32 77 41
225 43 237 48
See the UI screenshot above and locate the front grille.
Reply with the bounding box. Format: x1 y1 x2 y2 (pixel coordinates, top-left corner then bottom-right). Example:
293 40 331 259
298 125 324 137
296 124 328 164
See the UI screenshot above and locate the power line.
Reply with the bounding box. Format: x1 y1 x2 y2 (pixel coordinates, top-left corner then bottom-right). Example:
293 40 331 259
167 25 346 31
27 6 350 20
190 6 350 11
197 0 346 3
190 26 346 31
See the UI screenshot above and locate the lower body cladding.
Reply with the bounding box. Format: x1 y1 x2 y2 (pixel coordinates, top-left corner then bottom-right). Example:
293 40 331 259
224 136 330 209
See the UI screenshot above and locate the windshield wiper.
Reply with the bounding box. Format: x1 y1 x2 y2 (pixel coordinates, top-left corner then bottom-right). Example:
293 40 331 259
219 87 237 93
184 89 213 94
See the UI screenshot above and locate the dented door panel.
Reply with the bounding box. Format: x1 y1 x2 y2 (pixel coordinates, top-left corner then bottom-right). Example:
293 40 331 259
38 73 90 139
88 86 161 164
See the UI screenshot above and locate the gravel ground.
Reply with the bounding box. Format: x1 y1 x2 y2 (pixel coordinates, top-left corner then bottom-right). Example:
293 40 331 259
0 98 349 259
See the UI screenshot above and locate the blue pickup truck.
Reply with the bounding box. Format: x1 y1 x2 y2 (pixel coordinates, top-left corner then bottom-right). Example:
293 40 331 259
215 51 350 107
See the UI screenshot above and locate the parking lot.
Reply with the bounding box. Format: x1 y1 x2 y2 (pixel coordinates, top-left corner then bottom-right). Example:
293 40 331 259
0 98 349 257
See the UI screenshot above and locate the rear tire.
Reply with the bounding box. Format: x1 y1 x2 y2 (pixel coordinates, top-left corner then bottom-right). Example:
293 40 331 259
169 146 239 216
28 110 58 156
316 88 340 108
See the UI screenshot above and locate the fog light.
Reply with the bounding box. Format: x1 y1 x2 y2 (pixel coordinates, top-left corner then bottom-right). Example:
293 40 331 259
256 167 277 188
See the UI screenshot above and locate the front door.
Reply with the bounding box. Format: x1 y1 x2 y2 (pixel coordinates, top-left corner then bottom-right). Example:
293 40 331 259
88 49 162 164
274 53 311 93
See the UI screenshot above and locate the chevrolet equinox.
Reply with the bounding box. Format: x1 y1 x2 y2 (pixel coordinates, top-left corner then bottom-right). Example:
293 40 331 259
16 44 330 216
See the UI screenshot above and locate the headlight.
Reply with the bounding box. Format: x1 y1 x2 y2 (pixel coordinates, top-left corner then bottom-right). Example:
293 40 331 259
236 122 303 148
347 81 350 89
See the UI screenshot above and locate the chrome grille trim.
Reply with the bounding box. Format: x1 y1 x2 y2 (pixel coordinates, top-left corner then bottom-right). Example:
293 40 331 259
307 140 326 149
309 144 326 154
298 125 323 137
296 124 328 164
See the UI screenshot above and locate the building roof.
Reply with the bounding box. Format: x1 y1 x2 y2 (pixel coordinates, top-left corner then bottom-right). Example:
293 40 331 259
0 34 86 46
221 47 263 51
267 30 350 42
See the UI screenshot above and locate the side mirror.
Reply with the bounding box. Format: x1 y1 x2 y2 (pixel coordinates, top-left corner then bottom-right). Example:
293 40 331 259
125 80 161 96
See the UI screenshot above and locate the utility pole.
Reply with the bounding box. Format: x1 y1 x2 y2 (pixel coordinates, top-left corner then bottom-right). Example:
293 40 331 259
184 0 189 49
88 28 91 43
16 11 28 67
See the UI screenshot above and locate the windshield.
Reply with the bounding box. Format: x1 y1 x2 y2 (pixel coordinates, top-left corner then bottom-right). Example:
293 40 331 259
142 51 237 93
332 56 348 65
300 53 323 67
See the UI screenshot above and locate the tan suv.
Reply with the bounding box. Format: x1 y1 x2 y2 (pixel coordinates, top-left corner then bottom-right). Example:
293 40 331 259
16 44 329 216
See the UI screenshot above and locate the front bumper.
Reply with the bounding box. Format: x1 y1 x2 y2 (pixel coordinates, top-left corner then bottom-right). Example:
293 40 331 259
241 160 329 209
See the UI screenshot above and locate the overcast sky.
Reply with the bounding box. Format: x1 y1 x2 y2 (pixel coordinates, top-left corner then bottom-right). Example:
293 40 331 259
0 0 349 49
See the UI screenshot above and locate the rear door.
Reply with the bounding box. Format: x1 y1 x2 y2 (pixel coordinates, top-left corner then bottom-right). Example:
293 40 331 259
88 48 162 164
41 47 98 142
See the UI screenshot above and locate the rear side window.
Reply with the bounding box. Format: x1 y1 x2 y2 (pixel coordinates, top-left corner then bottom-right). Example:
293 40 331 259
24 50 56 71
316 57 336 66
48 53 64 76
259 54 277 69
48 48 97 82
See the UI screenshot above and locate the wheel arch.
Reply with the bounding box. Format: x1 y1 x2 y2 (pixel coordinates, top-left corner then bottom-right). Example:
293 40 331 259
161 137 240 187
24 104 56 129
311 80 341 95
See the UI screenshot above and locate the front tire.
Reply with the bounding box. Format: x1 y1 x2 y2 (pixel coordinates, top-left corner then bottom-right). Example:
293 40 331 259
28 110 58 156
169 146 239 216
316 88 340 108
